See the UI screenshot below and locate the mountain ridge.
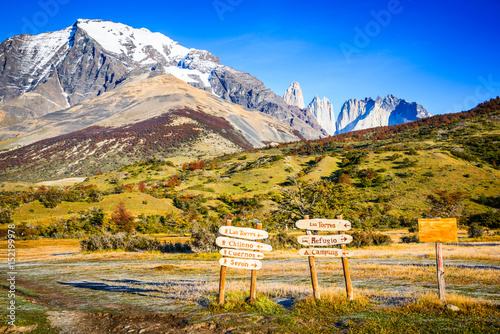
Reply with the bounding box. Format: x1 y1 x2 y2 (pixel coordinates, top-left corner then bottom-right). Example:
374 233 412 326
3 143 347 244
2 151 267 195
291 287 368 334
0 19 325 139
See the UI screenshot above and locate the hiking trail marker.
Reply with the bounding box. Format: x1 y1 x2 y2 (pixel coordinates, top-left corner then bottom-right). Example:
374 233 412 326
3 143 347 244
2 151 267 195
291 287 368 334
217 219 271 305
296 215 354 300
418 218 458 302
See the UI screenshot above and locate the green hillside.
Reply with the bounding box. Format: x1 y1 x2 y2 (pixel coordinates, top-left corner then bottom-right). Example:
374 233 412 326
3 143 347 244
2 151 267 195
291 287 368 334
1 98 499 236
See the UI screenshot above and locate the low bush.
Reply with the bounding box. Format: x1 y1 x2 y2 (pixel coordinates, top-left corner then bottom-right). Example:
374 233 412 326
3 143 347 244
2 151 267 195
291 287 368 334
467 224 484 238
269 230 297 250
190 223 219 252
80 233 192 253
349 230 392 247
401 234 419 243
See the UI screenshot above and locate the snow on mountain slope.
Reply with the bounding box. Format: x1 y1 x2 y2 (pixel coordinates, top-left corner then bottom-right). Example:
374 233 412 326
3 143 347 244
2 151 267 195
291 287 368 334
0 19 325 139
76 19 188 66
0 27 72 99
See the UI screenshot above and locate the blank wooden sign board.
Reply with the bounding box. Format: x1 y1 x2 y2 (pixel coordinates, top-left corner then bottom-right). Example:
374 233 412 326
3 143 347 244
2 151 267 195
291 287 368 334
418 218 458 302
418 218 458 243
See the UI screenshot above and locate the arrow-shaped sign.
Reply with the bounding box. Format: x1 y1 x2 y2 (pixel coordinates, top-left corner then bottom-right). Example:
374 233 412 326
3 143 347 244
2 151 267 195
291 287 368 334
295 219 351 231
298 248 354 257
216 237 272 251
219 248 264 260
219 258 262 270
218 226 269 240
297 234 353 246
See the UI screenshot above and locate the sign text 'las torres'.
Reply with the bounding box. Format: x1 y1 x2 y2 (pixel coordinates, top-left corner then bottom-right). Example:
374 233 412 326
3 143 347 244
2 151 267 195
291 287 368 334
219 226 269 240
295 219 351 231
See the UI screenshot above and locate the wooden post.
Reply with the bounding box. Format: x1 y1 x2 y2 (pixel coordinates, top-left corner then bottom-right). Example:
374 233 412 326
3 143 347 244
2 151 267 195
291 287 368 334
248 222 262 303
305 215 321 300
218 219 231 305
337 215 353 301
435 242 446 302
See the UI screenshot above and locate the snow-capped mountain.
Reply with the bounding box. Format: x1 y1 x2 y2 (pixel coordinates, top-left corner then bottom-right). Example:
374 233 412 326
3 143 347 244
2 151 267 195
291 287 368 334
0 19 325 139
336 94 432 134
308 95 336 135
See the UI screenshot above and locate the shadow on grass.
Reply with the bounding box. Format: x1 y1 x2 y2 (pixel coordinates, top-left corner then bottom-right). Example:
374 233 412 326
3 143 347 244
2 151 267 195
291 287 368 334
57 281 160 296
57 279 213 306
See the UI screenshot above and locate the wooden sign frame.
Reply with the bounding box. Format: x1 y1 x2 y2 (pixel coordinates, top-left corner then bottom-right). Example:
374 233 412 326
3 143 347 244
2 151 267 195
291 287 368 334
418 218 458 243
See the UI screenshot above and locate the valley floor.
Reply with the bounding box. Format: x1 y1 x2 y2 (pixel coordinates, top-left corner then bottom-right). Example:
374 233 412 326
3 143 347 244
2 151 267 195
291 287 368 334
1 237 499 333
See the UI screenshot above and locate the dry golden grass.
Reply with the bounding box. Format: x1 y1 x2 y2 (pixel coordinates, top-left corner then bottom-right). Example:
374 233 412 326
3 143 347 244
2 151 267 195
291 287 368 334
0 238 80 262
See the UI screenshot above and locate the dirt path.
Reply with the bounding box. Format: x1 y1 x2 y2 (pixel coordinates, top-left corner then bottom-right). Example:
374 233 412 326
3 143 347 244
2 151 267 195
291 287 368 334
47 311 221 334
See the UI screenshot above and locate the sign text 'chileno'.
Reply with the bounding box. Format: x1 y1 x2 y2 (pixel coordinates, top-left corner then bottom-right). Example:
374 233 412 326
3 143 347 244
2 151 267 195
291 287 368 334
216 237 273 251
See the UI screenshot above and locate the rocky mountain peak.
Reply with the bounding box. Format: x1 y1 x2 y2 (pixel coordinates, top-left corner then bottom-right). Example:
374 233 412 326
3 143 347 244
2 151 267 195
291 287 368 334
0 19 326 139
308 95 336 135
283 81 305 109
336 94 431 134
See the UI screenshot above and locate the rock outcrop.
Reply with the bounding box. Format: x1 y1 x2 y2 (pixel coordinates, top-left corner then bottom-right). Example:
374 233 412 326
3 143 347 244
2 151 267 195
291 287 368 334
336 94 432 134
283 82 305 109
0 19 325 139
210 68 326 139
308 95 336 135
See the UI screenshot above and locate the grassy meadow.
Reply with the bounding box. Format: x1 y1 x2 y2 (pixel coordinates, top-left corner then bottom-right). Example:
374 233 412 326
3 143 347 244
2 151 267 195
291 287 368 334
1 102 499 332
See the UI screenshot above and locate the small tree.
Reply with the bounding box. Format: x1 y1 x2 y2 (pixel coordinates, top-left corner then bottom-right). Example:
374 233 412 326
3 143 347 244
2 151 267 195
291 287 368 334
277 176 318 227
425 190 465 218
111 201 135 233
468 223 484 238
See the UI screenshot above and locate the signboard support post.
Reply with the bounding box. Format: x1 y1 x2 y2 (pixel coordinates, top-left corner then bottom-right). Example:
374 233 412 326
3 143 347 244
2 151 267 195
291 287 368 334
337 215 353 300
304 215 321 300
418 218 457 302
218 219 231 305
435 242 446 302
248 222 262 303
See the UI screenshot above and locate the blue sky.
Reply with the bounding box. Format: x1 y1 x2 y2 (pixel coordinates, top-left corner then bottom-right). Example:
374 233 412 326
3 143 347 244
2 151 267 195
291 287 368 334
2 0 500 117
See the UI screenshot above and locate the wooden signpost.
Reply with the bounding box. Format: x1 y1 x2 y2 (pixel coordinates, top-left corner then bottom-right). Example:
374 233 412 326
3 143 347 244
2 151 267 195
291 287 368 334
217 219 271 305
298 248 353 257
220 248 264 259
219 226 269 240
297 234 353 246
295 219 351 231
219 257 262 270
215 237 272 251
418 218 458 302
296 215 354 300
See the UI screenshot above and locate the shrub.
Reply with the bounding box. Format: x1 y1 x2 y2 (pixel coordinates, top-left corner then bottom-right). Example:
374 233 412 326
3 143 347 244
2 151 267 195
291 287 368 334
462 211 500 229
467 224 484 238
401 234 419 243
80 233 192 253
158 242 192 253
387 153 402 161
0 208 13 224
111 201 135 233
269 230 296 250
349 230 392 248
190 223 219 252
